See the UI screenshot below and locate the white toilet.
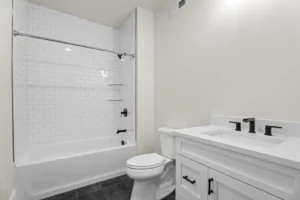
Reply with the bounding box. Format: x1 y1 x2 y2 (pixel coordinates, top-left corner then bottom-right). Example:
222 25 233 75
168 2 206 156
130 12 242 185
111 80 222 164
126 128 176 200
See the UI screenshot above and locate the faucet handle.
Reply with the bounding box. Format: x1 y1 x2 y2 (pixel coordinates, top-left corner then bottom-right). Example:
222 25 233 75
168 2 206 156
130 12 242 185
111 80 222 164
265 125 282 136
229 121 242 131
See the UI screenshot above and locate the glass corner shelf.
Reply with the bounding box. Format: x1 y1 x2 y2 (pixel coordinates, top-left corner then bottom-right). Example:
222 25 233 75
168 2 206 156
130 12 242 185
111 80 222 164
108 84 123 86
108 99 124 102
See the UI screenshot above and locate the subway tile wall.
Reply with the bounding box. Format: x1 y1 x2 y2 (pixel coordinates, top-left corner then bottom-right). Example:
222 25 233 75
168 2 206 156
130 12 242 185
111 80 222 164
13 2 136 156
13 0 29 161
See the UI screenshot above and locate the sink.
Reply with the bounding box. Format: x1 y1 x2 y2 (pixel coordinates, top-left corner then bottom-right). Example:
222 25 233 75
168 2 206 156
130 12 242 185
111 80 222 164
201 130 285 149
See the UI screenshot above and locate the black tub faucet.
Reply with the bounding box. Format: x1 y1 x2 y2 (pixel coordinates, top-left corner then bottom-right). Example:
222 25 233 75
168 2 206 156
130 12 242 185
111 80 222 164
243 118 256 133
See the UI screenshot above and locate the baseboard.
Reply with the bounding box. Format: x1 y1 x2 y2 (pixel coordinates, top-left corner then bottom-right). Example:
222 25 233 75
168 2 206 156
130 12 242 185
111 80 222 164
9 190 17 200
35 169 126 199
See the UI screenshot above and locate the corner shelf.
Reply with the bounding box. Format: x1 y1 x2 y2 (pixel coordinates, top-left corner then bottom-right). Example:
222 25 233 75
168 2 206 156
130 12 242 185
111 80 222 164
108 84 123 87
108 99 124 102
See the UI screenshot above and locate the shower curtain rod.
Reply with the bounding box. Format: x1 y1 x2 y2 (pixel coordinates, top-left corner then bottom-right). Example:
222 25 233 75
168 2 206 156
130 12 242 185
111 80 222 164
13 30 135 58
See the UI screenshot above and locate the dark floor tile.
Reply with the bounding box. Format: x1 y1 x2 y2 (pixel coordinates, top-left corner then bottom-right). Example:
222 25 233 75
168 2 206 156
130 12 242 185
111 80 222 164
103 183 130 200
119 175 129 180
76 183 101 197
120 177 133 190
101 177 122 189
103 189 123 200
76 190 107 200
45 190 76 200
163 192 176 200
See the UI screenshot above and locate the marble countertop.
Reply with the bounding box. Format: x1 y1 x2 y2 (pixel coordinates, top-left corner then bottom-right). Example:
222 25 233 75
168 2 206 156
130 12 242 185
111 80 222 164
171 125 300 170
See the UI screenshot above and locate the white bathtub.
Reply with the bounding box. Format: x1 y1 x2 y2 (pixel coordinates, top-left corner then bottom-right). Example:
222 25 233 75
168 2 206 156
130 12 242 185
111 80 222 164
15 137 136 200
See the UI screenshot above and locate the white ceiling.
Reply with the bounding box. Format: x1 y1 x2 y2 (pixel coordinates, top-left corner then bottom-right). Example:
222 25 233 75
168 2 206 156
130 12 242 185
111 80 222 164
29 0 167 28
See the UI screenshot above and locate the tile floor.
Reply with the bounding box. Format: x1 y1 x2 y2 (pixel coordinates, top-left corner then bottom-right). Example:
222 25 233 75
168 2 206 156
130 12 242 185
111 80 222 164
43 175 175 200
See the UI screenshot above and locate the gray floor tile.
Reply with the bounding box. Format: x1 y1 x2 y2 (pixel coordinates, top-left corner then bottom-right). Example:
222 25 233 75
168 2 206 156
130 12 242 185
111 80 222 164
163 192 176 200
45 190 76 200
76 190 107 200
43 175 175 200
103 183 130 200
101 177 122 189
112 183 131 200
119 175 129 181
120 177 133 190
103 188 123 200
76 183 101 197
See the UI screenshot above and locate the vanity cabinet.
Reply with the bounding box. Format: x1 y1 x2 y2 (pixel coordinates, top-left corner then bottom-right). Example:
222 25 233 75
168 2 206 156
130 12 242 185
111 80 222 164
208 169 281 200
176 155 281 200
175 137 292 200
176 155 208 200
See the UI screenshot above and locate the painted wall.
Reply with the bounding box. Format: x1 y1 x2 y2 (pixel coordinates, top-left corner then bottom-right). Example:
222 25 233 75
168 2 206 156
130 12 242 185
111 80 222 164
136 7 155 154
154 0 300 150
0 0 14 199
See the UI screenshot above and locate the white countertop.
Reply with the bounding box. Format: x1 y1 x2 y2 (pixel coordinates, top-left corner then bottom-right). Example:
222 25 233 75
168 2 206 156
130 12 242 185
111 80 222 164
173 125 300 170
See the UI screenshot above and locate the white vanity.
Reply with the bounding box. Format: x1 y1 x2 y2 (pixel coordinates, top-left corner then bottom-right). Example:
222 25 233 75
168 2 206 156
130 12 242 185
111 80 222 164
172 116 300 200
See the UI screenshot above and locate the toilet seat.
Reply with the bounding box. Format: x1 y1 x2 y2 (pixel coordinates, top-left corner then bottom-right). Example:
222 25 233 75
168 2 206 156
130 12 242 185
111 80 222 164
127 153 166 170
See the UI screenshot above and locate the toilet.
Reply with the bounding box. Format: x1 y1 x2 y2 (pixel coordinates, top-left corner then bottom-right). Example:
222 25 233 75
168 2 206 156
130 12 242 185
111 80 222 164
126 128 176 200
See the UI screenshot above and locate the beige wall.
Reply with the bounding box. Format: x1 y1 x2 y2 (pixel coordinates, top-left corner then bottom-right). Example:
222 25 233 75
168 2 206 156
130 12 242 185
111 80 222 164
0 0 14 199
136 7 155 154
154 0 300 150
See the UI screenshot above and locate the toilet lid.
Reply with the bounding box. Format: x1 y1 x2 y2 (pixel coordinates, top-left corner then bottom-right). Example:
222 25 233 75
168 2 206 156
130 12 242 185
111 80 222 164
127 153 166 169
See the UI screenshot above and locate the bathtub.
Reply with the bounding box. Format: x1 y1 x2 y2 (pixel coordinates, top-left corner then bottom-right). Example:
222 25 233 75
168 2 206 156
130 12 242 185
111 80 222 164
15 137 136 200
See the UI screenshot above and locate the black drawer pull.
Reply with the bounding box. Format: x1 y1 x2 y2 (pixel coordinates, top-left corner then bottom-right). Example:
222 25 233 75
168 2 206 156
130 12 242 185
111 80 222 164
183 176 196 184
208 178 214 195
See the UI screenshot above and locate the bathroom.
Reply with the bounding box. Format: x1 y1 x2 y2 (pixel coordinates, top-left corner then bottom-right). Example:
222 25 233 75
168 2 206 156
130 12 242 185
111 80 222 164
1 0 300 200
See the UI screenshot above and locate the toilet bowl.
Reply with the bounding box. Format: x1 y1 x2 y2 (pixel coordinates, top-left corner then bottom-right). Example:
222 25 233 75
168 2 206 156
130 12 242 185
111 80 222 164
126 128 176 200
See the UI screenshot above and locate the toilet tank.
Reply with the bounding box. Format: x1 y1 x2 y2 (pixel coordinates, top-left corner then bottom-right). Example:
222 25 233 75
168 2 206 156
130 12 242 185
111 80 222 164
158 127 176 160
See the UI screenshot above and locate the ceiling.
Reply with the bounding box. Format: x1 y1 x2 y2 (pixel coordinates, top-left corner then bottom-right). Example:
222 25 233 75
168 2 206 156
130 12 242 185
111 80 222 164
29 0 167 28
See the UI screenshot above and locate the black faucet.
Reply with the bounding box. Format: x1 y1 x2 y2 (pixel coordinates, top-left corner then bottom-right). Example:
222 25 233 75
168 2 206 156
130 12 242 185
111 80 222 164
229 121 242 131
117 129 127 134
265 125 282 136
243 118 256 133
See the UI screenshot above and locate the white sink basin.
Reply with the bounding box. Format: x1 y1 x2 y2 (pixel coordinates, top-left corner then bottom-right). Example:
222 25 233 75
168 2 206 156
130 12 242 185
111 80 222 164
201 130 285 149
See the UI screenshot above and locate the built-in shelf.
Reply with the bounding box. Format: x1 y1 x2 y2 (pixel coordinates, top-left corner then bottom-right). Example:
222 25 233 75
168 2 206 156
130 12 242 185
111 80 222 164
108 84 123 87
27 84 103 90
108 99 124 102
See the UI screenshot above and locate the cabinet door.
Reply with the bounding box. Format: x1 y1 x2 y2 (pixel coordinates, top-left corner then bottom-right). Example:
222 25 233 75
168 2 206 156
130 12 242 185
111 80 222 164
176 154 208 200
208 169 281 200
177 193 191 200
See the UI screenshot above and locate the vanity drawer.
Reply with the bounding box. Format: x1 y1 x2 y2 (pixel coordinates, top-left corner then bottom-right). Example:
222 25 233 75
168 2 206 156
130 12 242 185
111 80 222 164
176 154 208 200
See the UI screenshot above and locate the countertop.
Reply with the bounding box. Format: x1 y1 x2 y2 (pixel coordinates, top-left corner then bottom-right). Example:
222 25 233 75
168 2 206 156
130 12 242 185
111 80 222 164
172 125 300 170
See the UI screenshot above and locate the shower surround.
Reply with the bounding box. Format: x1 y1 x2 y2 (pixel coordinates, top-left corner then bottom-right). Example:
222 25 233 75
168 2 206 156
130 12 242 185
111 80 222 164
13 1 136 199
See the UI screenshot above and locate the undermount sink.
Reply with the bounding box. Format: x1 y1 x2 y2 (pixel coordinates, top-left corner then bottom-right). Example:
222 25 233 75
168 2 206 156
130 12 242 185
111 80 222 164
201 130 285 149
